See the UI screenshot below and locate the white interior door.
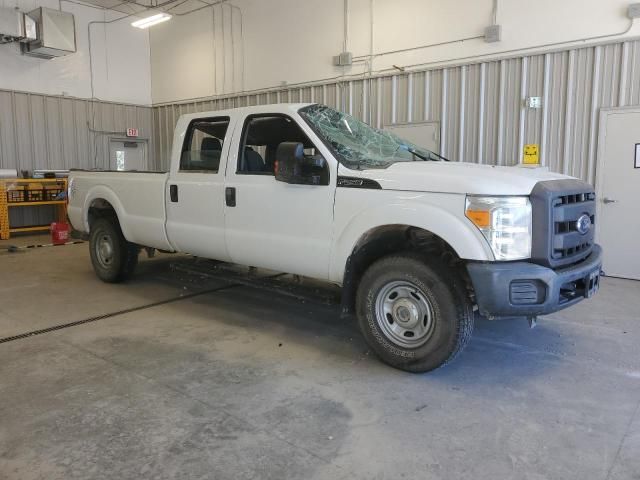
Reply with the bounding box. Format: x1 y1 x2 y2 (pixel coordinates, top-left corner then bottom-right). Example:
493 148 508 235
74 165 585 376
596 108 640 280
109 139 147 171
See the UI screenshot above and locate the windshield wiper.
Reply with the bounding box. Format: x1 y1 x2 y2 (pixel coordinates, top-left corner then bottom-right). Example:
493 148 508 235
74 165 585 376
397 144 448 162
395 144 429 162
407 149 429 161
426 151 449 162
407 148 450 162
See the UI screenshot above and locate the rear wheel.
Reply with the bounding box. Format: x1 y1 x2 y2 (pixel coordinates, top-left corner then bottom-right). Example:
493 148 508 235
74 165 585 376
89 217 139 283
356 253 473 373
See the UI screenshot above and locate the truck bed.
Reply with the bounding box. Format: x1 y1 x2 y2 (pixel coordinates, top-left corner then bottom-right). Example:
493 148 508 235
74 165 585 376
67 170 173 250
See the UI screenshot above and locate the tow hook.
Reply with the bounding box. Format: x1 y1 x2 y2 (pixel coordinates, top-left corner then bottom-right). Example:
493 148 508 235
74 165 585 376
527 316 537 329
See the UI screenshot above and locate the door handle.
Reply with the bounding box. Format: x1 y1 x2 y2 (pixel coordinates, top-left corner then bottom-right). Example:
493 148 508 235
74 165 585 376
170 184 178 202
602 197 618 204
225 187 236 207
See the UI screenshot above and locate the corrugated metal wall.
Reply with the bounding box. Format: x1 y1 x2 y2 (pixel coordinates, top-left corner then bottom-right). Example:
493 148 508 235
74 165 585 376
0 89 154 228
153 38 640 185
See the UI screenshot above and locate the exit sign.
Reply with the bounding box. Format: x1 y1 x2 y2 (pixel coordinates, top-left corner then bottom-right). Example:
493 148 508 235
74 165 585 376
126 128 139 137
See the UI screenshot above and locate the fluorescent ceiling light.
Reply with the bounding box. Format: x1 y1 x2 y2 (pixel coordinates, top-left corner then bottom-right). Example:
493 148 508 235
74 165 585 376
131 12 171 29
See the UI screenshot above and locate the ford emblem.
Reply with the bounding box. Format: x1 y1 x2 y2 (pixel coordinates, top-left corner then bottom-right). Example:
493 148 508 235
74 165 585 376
576 214 591 235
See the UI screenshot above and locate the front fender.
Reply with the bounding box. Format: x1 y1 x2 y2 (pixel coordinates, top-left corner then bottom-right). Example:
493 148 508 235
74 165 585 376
329 192 494 283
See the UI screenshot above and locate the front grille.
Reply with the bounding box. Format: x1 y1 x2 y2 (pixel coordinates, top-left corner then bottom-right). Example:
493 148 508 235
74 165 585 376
557 192 595 205
531 180 596 269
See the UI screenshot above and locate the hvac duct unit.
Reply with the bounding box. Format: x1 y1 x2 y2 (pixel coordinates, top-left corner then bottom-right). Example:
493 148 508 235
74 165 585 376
0 7 36 44
21 7 76 59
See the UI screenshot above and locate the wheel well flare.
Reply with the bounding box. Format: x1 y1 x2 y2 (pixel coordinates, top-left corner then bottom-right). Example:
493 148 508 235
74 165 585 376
340 225 472 315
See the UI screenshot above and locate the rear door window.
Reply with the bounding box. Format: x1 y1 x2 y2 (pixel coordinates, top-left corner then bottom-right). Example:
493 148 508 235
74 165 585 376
180 117 230 173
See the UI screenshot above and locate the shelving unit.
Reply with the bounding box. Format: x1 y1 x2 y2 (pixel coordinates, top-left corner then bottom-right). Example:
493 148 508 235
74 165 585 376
0 178 67 240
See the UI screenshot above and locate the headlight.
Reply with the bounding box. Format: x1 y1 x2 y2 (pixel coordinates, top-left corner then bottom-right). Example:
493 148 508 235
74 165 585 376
465 196 532 260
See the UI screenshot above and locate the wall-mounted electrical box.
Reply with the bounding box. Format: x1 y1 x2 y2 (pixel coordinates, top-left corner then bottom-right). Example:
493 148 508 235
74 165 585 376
628 3 640 18
484 24 501 43
0 7 36 44
333 51 353 66
21 7 76 59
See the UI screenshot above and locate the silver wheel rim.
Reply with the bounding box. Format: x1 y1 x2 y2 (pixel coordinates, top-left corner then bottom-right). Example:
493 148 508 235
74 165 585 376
95 234 114 269
374 280 435 348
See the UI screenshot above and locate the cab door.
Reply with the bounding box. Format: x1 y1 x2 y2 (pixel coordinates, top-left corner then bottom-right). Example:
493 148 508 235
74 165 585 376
223 112 336 279
165 114 236 260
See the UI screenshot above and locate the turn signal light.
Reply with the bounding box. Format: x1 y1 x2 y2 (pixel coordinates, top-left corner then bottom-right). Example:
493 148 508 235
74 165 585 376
466 209 491 228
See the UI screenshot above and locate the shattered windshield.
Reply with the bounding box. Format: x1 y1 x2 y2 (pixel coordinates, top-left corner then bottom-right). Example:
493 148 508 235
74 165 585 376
299 104 446 170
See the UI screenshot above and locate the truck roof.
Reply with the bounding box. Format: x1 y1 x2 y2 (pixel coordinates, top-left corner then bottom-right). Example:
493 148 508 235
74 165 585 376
177 103 316 122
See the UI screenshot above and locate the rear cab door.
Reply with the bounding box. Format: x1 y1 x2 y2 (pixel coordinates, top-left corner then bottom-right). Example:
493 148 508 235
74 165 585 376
223 105 337 279
165 111 239 259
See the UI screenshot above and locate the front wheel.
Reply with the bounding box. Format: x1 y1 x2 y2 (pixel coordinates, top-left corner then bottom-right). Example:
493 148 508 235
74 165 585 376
356 253 473 373
89 217 139 283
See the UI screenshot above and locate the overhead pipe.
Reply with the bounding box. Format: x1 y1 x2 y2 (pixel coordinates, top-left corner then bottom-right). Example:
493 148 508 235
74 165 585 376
343 0 349 53
61 0 238 167
76 0 239 101
353 0 493 63
152 0 637 106
373 16 636 75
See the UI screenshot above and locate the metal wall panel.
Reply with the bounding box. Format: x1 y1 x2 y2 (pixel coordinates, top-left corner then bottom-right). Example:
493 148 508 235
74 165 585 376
153 39 640 185
0 91 154 172
0 89 153 228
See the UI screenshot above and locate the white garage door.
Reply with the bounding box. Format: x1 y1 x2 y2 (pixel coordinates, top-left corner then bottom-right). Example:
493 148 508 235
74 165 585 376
596 108 640 280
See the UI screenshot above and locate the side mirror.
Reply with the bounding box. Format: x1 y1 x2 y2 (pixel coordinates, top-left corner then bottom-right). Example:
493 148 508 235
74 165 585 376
274 142 328 185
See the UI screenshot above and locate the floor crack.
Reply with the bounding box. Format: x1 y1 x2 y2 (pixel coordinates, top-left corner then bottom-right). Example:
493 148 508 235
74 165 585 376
603 396 640 480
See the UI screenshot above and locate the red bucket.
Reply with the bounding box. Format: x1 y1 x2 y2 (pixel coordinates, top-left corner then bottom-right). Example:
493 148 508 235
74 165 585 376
50 222 70 245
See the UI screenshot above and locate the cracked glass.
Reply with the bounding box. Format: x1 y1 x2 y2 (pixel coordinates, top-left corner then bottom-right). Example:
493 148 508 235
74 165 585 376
299 104 445 170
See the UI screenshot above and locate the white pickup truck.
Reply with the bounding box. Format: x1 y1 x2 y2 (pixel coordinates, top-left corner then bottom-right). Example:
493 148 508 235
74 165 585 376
68 103 602 372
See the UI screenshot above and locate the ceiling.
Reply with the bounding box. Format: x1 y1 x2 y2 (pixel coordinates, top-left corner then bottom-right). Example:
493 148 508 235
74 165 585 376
77 0 222 16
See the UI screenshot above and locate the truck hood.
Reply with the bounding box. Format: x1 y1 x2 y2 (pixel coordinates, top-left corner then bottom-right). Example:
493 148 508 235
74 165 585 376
343 162 571 195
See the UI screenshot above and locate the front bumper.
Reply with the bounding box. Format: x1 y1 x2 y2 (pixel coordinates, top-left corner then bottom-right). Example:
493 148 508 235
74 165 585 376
466 244 602 319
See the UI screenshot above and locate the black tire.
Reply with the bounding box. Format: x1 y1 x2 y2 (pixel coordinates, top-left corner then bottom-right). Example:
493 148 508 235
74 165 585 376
356 253 473 373
89 217 139 283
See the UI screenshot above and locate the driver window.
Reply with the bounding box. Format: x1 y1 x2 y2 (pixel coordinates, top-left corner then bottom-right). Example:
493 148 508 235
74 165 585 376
237 115 326 179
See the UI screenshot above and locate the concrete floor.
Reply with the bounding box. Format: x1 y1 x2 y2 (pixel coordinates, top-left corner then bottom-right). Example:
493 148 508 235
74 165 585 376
1 235 639 480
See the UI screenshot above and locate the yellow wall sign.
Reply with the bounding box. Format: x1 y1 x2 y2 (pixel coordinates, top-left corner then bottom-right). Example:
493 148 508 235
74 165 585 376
523 144 540 165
